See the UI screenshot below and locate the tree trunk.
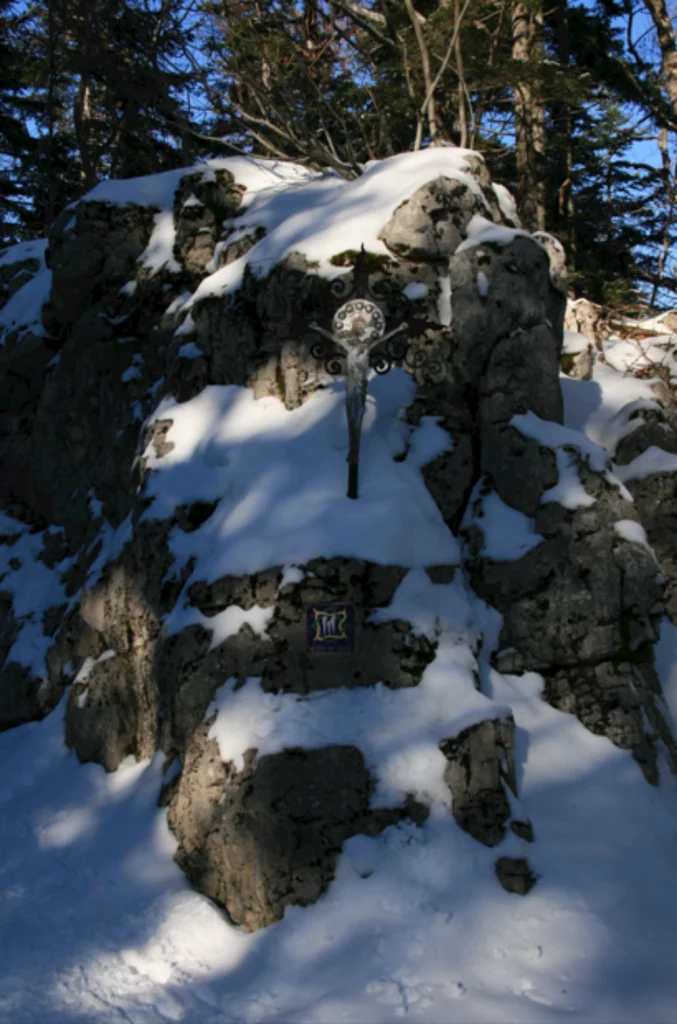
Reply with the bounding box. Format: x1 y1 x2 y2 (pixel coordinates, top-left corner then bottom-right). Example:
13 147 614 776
74 74 97 191
642 0 677 120
512 0 547 231
553 0 575 263
44 0 58 232
454 0 468 147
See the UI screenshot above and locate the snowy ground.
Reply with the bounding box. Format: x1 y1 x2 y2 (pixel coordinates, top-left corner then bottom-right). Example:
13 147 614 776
2 331 677 1022
2 638 677 1023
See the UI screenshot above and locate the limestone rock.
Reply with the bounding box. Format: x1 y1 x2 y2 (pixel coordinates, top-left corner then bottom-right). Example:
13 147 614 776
449 236 565 388
172 168 244 275
560 330 595 381
565 297 607 342
380 176 488 262
168 732 420 931
0 661 46 732
621 470 677 624
542 660 677 785
48 201 155 330
440 716 517 847
159 558 438 754
495 857 538 895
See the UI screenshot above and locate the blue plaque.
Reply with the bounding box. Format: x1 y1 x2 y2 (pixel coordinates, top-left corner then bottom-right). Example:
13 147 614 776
307 604 354 653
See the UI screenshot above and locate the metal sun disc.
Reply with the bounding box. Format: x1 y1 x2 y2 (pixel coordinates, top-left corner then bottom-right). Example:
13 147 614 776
332 299 384 339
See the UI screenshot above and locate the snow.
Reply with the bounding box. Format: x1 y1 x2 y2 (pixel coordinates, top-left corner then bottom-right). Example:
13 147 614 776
405 414 453 468
121 358 143 382
615 445 677 482
165 602 274 649
3 160 677 1023
561 360 662 452
165 291 192 317
207 616 499 808
180 194 203 210
141 210 182 276
278 564 304 590
402 281 428 301
511 410 636 508
79 149 492 293
492 183 519 225
85 515 134 588
543 448 596 508
456 214 538 255
512 413 608 473
0 518 72 679
2 608 677 1021
142 370 460 582
185 148 491 304
73 650 117 686
472 489 544 560
614 519 658 562
82 156 314 210
563 330 591 354
477 269 489 298
0 267 51 342
0 238 47 268
601 335 677 384
178 342 203 359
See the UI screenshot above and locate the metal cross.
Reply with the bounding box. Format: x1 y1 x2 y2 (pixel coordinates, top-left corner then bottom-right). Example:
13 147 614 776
308 246 452 499
310 296 407 500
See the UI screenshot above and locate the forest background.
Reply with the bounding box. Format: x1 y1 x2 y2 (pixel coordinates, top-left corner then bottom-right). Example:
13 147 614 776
2 0 677 311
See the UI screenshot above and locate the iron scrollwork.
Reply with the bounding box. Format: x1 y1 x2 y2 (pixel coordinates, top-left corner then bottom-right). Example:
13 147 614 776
307 247 450 498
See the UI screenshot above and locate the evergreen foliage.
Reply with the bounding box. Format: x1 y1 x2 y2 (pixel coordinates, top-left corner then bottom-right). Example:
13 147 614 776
1 0 676 308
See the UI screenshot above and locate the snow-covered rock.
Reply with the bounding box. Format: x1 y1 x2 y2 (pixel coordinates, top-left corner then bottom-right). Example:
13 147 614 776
2 145 677 1016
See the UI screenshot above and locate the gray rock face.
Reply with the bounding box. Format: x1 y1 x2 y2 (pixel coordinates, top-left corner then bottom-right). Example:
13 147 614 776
173 168 245 274
467 450 675 781
440 716 519 847
611 403 677 625
405 380 475 529
379 158 506 264
48 201 155 331
380 176 486 262
495 857 538 895
156 558 439 758
624 472 677 623
167 731 423 931
560 343 594 381
542 660 674 785
449 236 564 388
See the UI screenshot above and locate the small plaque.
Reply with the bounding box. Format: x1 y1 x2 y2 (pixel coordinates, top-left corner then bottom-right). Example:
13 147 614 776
307 604 354 653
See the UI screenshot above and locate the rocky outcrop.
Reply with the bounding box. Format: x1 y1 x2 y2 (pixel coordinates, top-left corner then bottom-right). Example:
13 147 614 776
2 148 677 934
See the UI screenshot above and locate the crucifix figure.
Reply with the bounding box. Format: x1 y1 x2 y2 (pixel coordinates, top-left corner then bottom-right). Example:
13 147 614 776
310 297 407 499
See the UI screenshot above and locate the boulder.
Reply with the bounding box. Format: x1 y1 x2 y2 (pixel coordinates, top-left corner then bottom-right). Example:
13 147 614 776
440 716 519 848
167 733 424 931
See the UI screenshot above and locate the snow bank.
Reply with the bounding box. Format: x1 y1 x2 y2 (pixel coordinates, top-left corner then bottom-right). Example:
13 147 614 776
143 370 460 583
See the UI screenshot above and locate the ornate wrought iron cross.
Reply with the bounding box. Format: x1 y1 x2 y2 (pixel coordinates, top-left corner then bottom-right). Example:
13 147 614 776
309 265 408 500
308 246 452 499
